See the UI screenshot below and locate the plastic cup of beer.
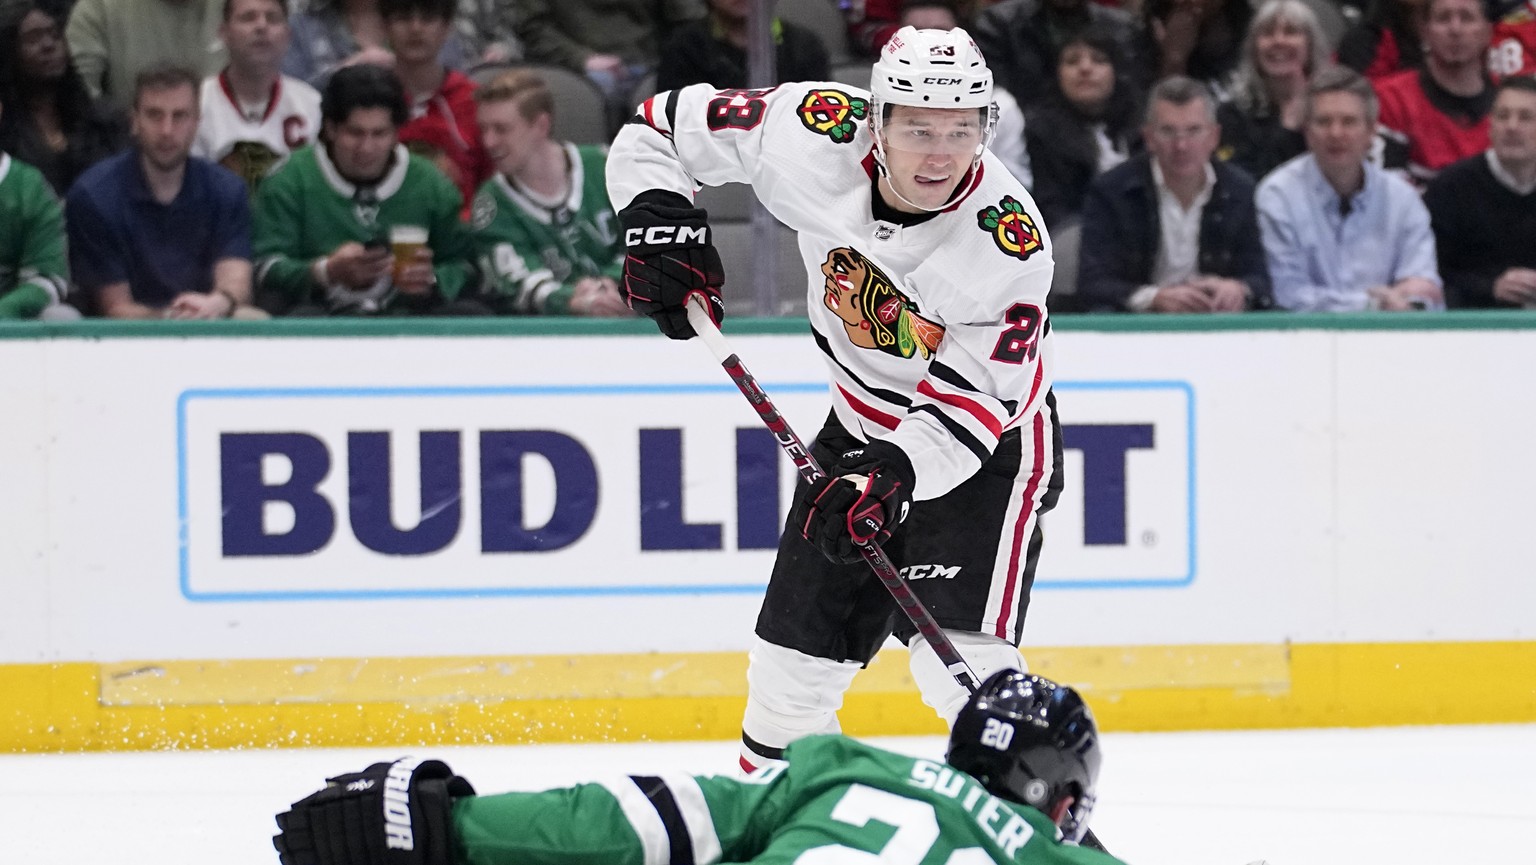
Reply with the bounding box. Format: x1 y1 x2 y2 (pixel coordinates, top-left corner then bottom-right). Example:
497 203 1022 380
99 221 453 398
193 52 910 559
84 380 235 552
389 225 429 283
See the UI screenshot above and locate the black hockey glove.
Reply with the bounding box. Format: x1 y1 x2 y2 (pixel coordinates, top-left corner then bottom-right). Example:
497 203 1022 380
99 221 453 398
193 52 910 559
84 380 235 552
791 440 916 564
619 190 725 340
273 757 474 865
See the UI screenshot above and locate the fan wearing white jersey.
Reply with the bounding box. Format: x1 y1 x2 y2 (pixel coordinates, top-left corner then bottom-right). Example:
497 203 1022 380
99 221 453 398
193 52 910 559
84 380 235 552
607 27 1064 773
194 0 321 191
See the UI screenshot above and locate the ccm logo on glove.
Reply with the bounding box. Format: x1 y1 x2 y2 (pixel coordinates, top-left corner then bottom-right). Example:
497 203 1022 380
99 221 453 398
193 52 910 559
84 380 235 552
790 440 917 564
625 225 708 247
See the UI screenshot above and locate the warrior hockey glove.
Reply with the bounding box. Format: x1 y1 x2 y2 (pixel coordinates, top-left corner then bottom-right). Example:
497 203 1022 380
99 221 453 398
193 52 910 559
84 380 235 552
273 756 474 865
792 439 916 564
619 190 725 339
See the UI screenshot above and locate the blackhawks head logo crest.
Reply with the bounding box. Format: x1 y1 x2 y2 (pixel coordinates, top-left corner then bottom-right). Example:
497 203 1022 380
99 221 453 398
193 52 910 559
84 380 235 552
821 247 944 360
977 195 1043 261
799 89 869 144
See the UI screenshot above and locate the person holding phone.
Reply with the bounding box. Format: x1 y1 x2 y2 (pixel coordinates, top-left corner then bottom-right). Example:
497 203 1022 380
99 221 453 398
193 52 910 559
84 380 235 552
251 64 481 315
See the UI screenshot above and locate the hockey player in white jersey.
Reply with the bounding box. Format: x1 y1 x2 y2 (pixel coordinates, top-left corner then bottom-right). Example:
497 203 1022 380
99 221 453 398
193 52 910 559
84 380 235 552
607 26 1063 773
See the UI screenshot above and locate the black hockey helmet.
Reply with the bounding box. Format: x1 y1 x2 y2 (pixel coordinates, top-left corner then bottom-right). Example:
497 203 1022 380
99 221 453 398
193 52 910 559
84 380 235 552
945 670 1101 843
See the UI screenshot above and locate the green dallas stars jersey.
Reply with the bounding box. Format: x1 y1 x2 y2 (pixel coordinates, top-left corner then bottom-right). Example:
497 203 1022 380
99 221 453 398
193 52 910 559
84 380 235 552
469 142 624 315
452 735 1124 865
0 154 69 319
252 143 476 313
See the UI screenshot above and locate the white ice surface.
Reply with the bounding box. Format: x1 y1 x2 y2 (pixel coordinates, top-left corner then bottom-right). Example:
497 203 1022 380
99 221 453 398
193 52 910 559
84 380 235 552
3 725 1533 865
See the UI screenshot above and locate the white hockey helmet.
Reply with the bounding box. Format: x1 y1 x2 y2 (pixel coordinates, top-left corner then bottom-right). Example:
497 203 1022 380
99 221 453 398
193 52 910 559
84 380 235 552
869 26 998 211
870 26 994 110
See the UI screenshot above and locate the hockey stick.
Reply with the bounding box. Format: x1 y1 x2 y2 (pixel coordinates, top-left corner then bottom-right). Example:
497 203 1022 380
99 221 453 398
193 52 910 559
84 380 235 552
684 298 1112 856
683 296 982 695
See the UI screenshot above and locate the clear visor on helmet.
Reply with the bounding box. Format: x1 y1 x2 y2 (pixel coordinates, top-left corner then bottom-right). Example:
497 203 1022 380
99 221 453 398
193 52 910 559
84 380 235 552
878 107 990 158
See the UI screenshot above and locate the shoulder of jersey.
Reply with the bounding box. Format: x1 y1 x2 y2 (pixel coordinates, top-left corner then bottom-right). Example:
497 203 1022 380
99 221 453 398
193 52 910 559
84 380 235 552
781 82 876 148
283 75 323 106
966 163 1049 266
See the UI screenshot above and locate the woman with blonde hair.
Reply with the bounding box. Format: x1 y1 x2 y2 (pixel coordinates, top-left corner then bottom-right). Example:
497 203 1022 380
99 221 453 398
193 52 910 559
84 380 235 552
1216 0 1332 180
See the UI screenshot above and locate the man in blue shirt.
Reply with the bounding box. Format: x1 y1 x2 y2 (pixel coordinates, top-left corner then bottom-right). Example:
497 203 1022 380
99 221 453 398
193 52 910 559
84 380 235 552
66 64 259 319
1256 66 1442 312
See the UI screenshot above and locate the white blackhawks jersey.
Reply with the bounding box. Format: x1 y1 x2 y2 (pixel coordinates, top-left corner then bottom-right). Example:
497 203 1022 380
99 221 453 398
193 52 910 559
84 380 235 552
609 82 1056 501
194 72 322 188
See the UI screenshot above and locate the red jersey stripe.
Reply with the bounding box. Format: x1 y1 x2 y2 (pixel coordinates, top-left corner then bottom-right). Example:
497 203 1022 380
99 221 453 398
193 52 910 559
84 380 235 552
837 384 901 429
916 379 1002 439
995 411 1046 639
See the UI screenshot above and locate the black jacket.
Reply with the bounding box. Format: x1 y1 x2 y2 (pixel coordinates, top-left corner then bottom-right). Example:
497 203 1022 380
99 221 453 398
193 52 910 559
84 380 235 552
1216 99 1306 183
0 99 126 196
657 17 831 92
1424 153 1536 308
1077 152 1272 312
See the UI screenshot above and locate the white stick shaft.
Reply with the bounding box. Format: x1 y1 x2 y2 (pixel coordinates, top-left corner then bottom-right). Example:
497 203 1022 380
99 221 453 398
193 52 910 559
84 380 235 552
685 295 734 362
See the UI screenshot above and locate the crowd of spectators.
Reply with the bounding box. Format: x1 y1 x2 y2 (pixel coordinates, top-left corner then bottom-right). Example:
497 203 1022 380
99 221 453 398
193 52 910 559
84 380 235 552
2 0 1536 322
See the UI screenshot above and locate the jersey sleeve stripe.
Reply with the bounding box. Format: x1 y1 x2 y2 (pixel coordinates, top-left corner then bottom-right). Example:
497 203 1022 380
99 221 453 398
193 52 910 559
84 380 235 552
916 380 1003 439
909 402 991 464
838 384 901 429
814 328 912 407
1005 361 1046 431
597 778 670 865
930 360 1018 416
628 776 698 865
664 89 681 133
660 774 723 865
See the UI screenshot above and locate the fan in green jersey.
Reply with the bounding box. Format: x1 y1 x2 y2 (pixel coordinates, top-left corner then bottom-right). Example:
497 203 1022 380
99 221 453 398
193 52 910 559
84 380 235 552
0 150 69 319
273 671 1121 865
469 68 631 317
0 95 70 319
252 64 481 315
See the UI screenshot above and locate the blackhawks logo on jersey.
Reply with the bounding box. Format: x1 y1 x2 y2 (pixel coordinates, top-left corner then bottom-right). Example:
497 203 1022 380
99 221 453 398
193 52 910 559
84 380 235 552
821 247 944 360
977 195 1042 261
798 89 869 144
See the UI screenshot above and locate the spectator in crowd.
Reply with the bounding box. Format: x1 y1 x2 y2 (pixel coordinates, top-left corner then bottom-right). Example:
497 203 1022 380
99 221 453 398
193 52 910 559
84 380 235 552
1376 0 1494 185
66 65 260 319
1424 75 1536 307
252 64 479 315
845 0 903 58
1024 24 1142 226
1339 0 1427 83
455 0 523 65
384 0 490 208
194 0 322 192
470 69 629 316
1143 0 1254 85
283 0 468 88
515 0 703 114
66 0 227 107
1256 67 1442 311
1217 0 1331 181
1491 0 1536 78
844 0 984 58
657 0 832 92
1079 76 1271 313
0 0 126 196
0 93 73 320
971 0 1142 112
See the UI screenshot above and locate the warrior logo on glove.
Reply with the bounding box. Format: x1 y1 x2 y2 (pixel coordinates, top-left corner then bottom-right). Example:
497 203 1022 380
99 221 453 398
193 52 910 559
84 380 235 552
274 757 474 865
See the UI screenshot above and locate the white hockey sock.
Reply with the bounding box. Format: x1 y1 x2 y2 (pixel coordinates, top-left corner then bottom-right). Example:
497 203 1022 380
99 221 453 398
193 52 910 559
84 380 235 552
739 636 862 772
908 630 1028 726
